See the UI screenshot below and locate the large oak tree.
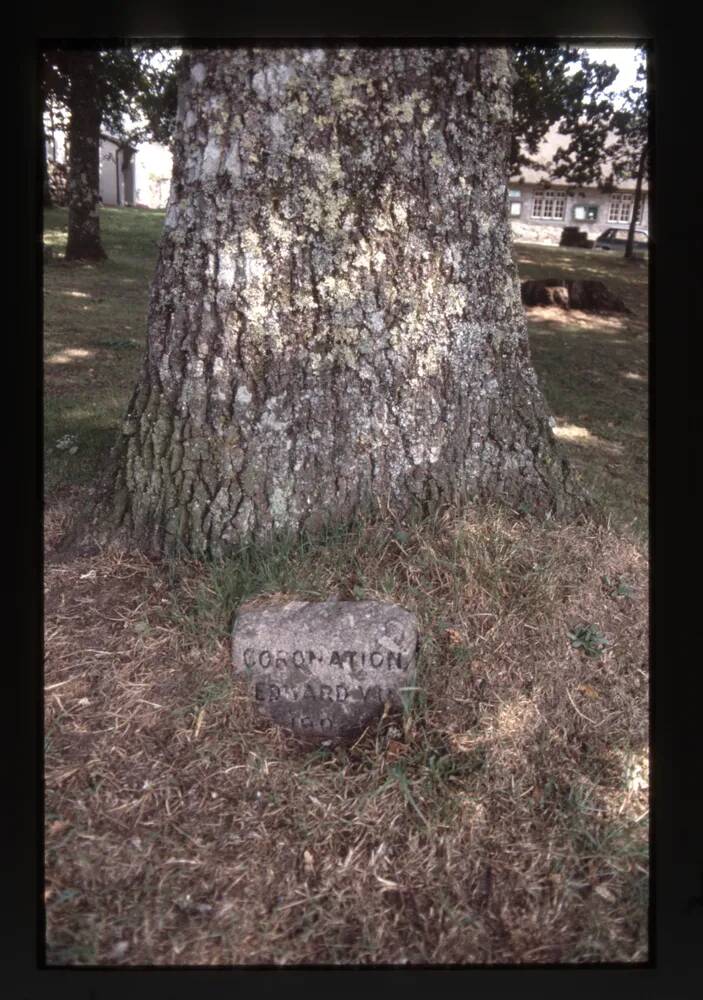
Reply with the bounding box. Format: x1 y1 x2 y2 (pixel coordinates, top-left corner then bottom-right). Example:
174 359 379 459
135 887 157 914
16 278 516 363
83 46 585 558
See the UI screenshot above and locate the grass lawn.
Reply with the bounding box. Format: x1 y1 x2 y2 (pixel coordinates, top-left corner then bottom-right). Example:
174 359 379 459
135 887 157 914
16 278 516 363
514 242 648 538
44 207 165 494
43 208 649 966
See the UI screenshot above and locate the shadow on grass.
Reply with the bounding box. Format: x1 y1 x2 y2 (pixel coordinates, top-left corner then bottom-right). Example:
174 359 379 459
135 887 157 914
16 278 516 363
514 242 649 317
527 310 647 536
44 407 118 491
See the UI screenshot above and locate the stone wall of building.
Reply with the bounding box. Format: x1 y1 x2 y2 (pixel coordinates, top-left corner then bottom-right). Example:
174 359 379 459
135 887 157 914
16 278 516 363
509 182 648 246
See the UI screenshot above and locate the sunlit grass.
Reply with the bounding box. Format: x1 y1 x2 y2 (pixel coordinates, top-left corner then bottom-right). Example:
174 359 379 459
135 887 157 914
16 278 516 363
513 243 648 538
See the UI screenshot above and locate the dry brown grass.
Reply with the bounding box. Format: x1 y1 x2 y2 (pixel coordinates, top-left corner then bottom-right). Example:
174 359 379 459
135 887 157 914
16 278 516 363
45 495 648 966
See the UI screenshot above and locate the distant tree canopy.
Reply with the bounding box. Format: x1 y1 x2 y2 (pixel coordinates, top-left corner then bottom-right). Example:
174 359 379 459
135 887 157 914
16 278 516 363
607 50 649 257
41 47 180 151
42 47 181 257
511 44 649 257
511 44 648 189
510 45 619 181
131 49 180 148
44 44 644 183
608 50 648 187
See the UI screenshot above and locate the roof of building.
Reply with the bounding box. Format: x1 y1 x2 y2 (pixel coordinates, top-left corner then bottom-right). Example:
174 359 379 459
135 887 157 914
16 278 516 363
510 127 647 193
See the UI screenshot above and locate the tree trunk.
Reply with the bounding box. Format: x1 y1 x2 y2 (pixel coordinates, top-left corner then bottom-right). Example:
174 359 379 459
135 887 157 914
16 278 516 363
65 52 106 261
84 46 585 558
121 145 135 205
624 142 647 260
42 126 53 208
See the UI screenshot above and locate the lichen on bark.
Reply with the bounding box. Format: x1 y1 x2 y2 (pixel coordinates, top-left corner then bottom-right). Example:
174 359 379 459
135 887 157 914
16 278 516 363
84 45 587 559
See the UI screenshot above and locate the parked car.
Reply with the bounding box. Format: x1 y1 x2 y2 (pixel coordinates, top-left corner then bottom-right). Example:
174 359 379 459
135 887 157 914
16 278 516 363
593 227 650 255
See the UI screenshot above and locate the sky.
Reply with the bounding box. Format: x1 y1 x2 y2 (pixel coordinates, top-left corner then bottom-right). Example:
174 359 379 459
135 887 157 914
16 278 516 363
582 45 644 94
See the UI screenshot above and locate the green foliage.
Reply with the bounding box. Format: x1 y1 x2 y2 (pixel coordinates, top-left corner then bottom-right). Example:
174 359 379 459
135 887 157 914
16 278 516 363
131 49 181 147
42 47 180 149
608 51 649 185
510 46 619 179
511 44 649 206
568 623 611 658
550 46 648 208
548 53 621 187
601 575 635 599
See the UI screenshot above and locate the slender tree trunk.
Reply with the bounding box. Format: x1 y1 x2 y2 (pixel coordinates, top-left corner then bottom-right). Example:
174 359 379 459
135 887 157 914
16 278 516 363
81 46 586 558
624 142 647 260
65 52 106 261
121 145 135 205
42 126 53 208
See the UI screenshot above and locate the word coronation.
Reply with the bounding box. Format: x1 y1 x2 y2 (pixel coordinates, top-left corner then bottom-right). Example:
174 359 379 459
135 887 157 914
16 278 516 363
242 648 409 671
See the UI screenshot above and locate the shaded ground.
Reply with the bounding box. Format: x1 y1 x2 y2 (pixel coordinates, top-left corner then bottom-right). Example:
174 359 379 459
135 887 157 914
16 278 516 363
43 210 649 966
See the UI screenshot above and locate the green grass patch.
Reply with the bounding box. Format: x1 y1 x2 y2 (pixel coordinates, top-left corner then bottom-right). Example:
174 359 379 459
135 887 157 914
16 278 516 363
513 242 648 537
43 206 163 494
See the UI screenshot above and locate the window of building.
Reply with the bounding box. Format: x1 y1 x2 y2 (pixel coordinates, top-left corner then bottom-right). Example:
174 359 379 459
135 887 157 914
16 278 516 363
532 189 566 220
608 193 643 224
573 204 599 222
508 188 522 217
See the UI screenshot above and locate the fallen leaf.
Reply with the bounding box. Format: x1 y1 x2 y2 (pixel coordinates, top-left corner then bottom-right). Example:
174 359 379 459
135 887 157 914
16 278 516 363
578 684 600 699
386 739 409 758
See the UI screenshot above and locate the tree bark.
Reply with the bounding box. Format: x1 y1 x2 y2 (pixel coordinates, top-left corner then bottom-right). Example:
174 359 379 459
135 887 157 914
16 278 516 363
84 46 586 558
65 52 106 261
624 142 647 260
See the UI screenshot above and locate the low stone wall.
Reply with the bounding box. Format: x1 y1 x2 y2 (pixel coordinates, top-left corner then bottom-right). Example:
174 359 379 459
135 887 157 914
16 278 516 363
511 218 616 247
511 222 562 246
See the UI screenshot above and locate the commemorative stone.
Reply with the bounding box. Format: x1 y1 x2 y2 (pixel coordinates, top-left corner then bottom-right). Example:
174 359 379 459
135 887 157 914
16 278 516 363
231 600 418 742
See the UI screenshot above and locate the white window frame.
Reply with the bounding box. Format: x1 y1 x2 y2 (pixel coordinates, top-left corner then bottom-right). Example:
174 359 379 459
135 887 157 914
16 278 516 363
531 189 566 221
573 204 599 222
508 188 522 217
608 193 643 224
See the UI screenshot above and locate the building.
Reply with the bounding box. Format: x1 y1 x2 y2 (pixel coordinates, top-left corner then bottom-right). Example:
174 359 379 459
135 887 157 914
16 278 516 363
100 135 172 209
99 134 136 207
45 122 172 210
133 142 172 210
509 128 648 246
